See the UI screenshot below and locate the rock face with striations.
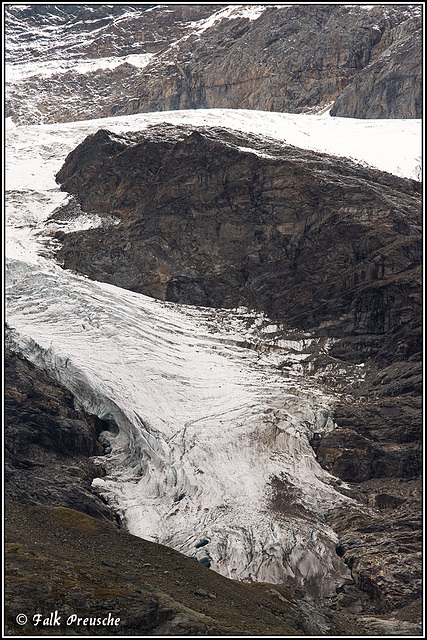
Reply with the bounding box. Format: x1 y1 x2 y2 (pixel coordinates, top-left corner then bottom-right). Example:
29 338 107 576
330 15 422 118
4 348 117 524
112 4 421 119
6 4 421 124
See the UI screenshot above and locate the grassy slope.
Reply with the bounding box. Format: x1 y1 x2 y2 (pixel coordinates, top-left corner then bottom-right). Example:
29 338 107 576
5 501 361 636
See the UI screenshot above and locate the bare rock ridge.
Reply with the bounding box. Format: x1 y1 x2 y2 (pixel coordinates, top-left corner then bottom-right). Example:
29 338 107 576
52 124 422 618
6 4 421 124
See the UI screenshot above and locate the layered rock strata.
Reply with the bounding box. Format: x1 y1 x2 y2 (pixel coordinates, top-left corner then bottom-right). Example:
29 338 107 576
111 4 421 119
6 4 422 124
330 16 422 118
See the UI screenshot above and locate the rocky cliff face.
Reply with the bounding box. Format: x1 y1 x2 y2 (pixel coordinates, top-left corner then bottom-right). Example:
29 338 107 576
111 4 421 119
6 4 421 124
330 15 422 118
4 348 116 524
52 124 422 617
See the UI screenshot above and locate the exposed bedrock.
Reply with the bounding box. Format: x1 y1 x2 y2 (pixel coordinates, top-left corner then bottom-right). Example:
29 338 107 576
53 124 422 614
311 391 422 483
54 124 421 360
314 363 422 615
330 18 422 118
326 478 422 615
4 348 117 524
6 4 421 124
112 5 421 119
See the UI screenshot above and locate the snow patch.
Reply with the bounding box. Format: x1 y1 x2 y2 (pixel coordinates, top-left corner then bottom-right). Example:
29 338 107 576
6 53 154 82
20 107 420 181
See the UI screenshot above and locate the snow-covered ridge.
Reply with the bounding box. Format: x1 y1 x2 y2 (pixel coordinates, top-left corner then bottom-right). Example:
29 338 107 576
6 109 421 182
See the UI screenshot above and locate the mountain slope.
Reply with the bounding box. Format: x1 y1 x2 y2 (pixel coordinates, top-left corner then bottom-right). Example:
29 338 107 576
4 3 423 635
111 4 421 119
6 4 422 124
6 500 370 636
330 15 422 118
51 121 422 616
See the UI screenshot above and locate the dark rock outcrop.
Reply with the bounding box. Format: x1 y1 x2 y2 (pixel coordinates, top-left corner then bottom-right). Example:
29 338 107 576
309 345 422 613
6 4 421 124
326 480 422 615
54 125 421 357
311 391 422 483
330 17 422 118
4 349 116 524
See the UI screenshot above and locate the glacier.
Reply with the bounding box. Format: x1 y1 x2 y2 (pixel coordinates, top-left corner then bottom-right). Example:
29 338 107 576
5 108 421 595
